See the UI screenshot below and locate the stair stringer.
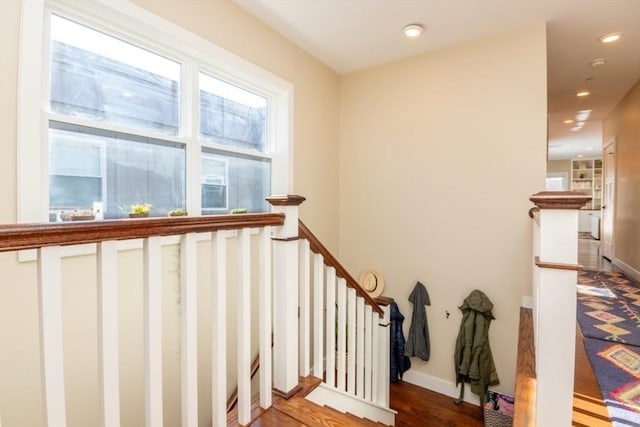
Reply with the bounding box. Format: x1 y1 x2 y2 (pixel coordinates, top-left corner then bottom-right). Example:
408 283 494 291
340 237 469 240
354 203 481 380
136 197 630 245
305 383 396 426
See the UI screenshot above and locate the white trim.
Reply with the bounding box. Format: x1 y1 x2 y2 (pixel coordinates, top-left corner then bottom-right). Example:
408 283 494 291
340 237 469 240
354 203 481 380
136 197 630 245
18 0 293 228
18 0 46 223
522 295 533 309
305 383 397 426
401 369 481 407
613 258 640 283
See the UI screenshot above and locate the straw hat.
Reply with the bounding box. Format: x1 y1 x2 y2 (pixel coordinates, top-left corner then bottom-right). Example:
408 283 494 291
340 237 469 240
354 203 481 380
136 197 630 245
358 269 385 298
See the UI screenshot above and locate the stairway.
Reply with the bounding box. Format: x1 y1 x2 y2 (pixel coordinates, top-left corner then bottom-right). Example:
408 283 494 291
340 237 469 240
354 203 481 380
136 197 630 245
227 376 388 426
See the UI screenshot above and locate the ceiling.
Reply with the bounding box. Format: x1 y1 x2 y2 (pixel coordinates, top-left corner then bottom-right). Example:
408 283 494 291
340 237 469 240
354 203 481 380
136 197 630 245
233 0 640 161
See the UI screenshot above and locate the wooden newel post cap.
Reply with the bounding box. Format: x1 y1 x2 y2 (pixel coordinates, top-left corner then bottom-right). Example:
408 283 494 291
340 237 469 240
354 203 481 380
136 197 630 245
266 195 306 206
529 191 592 210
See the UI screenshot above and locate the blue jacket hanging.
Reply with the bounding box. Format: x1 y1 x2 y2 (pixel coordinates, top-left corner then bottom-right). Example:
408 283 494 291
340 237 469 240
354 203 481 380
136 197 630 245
390 301 411 382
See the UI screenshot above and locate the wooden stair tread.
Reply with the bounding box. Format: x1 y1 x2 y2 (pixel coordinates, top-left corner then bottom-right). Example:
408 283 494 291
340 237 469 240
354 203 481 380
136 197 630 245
273 396 382 426
227 393 266 426
295 375 323 397
248 408 304 426
228 376 381 426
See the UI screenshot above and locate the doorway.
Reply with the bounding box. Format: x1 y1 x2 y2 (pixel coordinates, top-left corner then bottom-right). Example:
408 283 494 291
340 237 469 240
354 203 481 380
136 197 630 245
602 139 615 261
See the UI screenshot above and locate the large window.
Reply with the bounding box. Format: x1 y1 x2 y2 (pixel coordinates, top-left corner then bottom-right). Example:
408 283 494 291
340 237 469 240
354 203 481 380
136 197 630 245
18 2 290 224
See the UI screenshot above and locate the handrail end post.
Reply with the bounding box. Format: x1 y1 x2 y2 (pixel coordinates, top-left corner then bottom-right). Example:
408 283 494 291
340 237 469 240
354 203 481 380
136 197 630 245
267 195 305 396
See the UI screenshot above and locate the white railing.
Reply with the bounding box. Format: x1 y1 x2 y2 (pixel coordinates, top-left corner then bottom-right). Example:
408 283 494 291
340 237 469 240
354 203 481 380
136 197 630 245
0 195 394 427
1 213 283 427
528 191 591 427
298 221 394 424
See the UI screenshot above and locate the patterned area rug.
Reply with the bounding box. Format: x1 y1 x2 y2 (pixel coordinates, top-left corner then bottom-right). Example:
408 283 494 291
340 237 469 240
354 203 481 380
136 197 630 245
577 271 640 347
578 270 640 425
582 338 640 425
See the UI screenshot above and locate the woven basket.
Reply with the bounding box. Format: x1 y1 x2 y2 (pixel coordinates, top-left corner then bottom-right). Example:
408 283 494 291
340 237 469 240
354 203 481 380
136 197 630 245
484 390 513 427
483 406 513 427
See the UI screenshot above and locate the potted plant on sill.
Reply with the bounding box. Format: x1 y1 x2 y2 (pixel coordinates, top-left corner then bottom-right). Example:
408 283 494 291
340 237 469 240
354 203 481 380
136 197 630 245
168 208 188 217
61 208 97 221
129 203 152 218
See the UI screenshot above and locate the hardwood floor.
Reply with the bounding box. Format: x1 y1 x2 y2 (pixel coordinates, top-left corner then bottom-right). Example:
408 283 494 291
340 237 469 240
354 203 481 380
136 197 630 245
573 327 611 426
228 234 615 426
578 237 617 272
572 235 614 426
390 381 483 427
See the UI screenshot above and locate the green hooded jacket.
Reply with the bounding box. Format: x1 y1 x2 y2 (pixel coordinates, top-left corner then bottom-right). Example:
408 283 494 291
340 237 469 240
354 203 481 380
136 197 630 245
454 289 499 405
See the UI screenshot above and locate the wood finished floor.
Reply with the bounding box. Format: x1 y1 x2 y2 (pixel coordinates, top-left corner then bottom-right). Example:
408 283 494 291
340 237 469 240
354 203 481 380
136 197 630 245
572 235 614 426
229 235 616 426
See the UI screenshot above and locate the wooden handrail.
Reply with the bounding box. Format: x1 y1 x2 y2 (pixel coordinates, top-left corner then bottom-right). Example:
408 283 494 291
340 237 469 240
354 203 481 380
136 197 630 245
513 307 536 426
227 354 261 413
534 256 583 271
298 220 383 316
0 213 285 252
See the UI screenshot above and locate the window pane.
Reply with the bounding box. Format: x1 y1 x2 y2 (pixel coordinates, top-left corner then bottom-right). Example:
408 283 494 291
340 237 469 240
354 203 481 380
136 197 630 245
50 15 180 134
202 149 270 214
200 73 267 152
49 122 185 220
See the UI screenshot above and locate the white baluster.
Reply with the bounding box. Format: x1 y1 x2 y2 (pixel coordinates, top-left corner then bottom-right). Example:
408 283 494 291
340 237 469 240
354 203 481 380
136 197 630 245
144 236 163 427
211 231 227 427
237 228 251 425
180 233 198 427
377 306 391 407
259 227 273 409
97 241 120 427
369 306 378 403
336 279 347 391
38 245 67 427
356 297 365 399
347 288 356 394
325 267 337 387
364 305 373 401
313 253 325 378
299 239 311 376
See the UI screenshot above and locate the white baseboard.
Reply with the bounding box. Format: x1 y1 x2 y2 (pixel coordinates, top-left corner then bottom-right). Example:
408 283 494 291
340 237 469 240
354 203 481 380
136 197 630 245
401 369 480 407
306 383 397 425
613 258 640 282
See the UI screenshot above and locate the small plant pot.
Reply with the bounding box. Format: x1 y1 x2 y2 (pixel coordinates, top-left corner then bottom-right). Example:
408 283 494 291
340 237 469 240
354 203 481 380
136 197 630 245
70 215 95 221
129 212 149 218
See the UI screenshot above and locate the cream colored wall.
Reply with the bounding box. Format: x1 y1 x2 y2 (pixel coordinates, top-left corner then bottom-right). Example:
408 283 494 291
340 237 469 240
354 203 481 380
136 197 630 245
603 77 640 275
338 25 547 396
547 159 571 175
0 1 339 426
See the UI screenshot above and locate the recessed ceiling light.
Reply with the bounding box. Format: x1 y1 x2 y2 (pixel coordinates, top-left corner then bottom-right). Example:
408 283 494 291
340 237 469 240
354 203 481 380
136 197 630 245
600 32 622 44
563 119 574 124
586 147 593 151
591 58 606 68
576 91 590 97
402 24 424 38
578 154 584 158
576 109 592 121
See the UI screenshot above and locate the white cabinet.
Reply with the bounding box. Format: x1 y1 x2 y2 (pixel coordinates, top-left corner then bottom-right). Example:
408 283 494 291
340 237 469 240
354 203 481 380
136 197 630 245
571 158 602 210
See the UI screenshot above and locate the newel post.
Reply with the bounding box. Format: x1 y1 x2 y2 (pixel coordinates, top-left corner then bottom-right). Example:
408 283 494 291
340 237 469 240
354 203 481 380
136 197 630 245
267 195 306 397
529 191 591 427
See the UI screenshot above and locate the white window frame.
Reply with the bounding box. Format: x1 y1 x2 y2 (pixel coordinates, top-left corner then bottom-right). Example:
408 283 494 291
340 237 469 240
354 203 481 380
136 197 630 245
18 0 293 230
545 172 568 191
